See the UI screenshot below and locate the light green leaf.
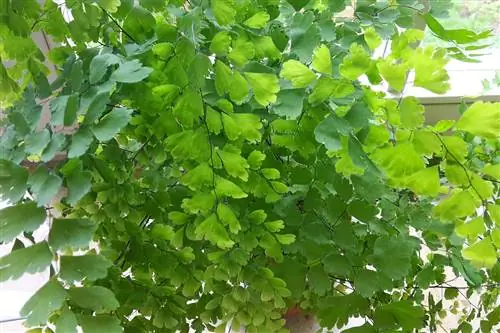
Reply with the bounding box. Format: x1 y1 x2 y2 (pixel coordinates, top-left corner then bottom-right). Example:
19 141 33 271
244 11 270 29
280 60 316 88
215 176 247 198
60 255 112 282
92 107 133 141
413 46 450 94
0 242 53 282
212 0 236 26
455 101 500 139
195 213 234 249
98 0 121 13
217 148 250 181
229 71 249 104
399 96 425 129
210 32 232 56
455 217 485 239
217 203 241 234
483 163 500 180
69 286 119 312
0 202 46 243
247 150 266 169
56 307 78 333
21 279 67 327
406 166 440 197
275 234 295 245
244 72 279 106
173 90 203 128
215 60 232 96
312 44 332 75
68 128 94 158
364 27 382 50
433 189 481 221
339 44 372 80
48 218 96 250
378 59 409 93
89 53 120 84
110 60 152 83
462 238 497 268
206 106 223 134
79 315 123 333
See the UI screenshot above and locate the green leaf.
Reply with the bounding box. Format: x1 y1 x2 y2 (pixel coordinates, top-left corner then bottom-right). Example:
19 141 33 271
60 255 112 282
25 129 50 154
280 60 316 88
271 89 305 119
314 114 350 152
287 0 311 11
68 128 94 158
244 72 280 106
424 13 492 44
455 101 500 139
244 11 270 29
66 170 92 205
339 44 372 80
69 286 119 312
312 44 332 75
21 279 67 327
0 242 53 282
42 133 66 162
462 238 497 269
92 107 133 141
364 27 382 50
289 12 320 62
247 150 266 169
354 269 381 298
89 53 120 84
0 202 46 243
308 266 330 296
372 236 416 280
374 301 425 331
28 166 63 207
110 59 152 83
56 307 78 333
212 0 236 26
0 160 29 203
48 218 96 250
79 315 123 333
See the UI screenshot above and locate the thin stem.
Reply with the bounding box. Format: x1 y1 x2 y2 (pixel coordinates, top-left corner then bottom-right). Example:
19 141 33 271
99 6 138 43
